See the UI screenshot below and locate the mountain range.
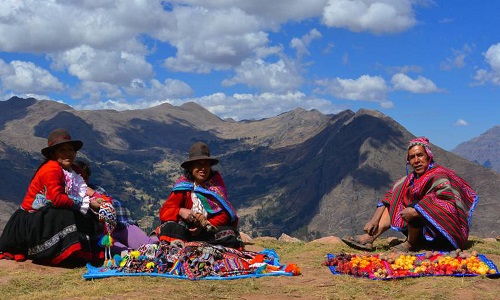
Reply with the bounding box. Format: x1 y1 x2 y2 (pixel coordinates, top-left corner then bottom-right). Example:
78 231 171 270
452 126 500 173
1 96 499 239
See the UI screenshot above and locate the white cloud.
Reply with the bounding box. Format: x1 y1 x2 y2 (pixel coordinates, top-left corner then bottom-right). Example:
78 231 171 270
0 0 447 117
0 0 171 52
50 45 153 85
222 58 303 93
385 65 423 74
439 18 453 24
163 6 272 72
71 81 124 104
76 98 138 111
73 77 193 106
322 0 416 34
168 0 328 24
391 73 442 93
484 44 500 72
0 91 55 102
315 75 390 106
474 43 500 85
341 53 349 65
126 78 194 99
454 119 469 126
440 44 473 71
73 91 343 121
188 91 343 120
290 29 322 58
0 59 64 93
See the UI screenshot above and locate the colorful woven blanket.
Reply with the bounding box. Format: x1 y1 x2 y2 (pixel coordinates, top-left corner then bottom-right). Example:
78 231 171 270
325 250 499 280
84 241 300 280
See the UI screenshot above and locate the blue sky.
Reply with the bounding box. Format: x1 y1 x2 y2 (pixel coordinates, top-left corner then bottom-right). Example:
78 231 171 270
1 0 499 150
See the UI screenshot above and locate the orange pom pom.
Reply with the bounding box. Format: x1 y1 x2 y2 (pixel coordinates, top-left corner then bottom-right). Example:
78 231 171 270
285 263 301 276
249 254 265 264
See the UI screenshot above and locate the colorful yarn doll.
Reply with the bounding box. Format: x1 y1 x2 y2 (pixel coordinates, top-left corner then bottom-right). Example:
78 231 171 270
98 202 117 267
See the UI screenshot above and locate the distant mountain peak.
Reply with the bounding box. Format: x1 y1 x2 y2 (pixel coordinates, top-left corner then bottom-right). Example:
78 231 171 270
453 125 500 172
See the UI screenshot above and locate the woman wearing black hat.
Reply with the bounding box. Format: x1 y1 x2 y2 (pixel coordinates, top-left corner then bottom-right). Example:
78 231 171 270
156 142 243 249
0 128 106 265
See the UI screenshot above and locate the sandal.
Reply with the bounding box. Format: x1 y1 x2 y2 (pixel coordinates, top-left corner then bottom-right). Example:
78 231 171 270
341 235 374 251
390 241 417 253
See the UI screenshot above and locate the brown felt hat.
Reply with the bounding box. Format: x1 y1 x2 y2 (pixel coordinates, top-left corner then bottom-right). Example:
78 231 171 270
180 142 219 169
41 128 83 158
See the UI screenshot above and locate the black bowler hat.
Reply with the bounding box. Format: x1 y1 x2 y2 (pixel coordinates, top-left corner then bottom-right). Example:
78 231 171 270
41 128 83 158
180 142 219 169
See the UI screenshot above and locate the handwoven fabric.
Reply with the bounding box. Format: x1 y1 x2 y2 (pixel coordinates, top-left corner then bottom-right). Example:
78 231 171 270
381 164 478 249
172 172 238 223
83 242 298 280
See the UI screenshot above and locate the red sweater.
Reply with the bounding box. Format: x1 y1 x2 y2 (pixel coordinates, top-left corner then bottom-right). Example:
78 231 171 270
159 190 231 227
21 160 81 211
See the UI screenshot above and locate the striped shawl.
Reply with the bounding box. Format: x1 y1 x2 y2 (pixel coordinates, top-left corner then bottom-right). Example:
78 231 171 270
381 164 479 249
172 172 238 223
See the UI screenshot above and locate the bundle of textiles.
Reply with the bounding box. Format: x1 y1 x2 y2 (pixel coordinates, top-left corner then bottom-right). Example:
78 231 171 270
97 241 300 280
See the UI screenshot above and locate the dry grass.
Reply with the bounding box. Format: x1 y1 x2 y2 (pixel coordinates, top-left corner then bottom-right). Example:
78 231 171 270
0 237 498 300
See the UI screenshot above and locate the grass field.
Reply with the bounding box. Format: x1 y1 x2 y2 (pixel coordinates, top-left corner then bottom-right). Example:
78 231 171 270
0 236 498 300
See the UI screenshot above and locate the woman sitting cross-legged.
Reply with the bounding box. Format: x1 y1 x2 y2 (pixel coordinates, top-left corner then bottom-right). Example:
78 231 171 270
0 129 106 265
156 142 243 249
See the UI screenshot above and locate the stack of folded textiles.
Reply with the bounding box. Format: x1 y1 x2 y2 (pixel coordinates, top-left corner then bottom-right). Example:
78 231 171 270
84 241 301 280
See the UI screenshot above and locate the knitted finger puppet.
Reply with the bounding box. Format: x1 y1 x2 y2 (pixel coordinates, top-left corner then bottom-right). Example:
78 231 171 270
98 202 117 267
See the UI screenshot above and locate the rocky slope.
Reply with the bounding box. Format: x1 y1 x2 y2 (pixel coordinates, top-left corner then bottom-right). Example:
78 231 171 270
1 97 499 240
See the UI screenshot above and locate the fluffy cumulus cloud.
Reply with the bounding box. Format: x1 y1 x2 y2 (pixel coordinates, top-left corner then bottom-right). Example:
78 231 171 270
315 75 392 107
180 91 342 120
74 91 343 121
0 59 64 93
70 81 124 105
390 73 443 93
50 45 154 85
126 78 194 99
322 0 416 34
222 58 303 93
0 0 171 52
290 29 323 58
0 0 449 121
168 0 328 24
72 77 193 107
163 6 272 73
474 43 500 85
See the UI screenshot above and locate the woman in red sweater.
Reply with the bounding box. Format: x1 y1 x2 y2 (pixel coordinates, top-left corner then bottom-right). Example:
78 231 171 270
156 142 242 249
0 128 107 265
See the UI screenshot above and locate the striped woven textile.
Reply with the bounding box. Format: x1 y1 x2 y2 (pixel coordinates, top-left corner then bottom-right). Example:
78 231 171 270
382 164 478 249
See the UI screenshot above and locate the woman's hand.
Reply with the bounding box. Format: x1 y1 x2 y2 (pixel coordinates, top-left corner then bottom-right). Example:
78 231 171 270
89 198 104 211
363 219 379 236
363 206 385 236
179 208 196 223
86 187 96 197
